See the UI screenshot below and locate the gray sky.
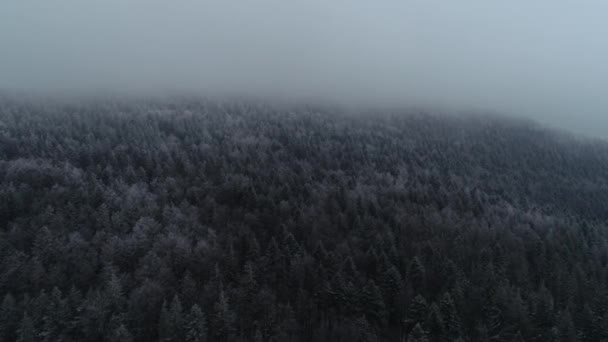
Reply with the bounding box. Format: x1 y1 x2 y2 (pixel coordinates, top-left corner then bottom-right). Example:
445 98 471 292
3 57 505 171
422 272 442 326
1 1 608 138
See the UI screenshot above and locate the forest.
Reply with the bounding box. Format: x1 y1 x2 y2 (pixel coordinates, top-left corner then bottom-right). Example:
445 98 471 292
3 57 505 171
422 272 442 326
1 98 608 341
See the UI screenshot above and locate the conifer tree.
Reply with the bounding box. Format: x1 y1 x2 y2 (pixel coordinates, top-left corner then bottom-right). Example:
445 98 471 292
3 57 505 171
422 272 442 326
409 323 429 342
360 280 387 326
159 295 184 342
213 289 236 342
426 303 445 342
407 295 429 326
439 292 462 340
0 293 18 342
16 313 37 342
186 304 208 342
110 324 134 342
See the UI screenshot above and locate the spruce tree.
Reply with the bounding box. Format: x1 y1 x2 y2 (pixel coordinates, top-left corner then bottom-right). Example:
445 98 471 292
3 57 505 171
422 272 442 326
409 323 429 342
360 280 387 326
213 289 236 342
439 292 462 340
186 304 208 342
407 295 429 326
110 324 134 342
159 295 184 342
426 303 445 342
0 294 18 342
16 313 37 342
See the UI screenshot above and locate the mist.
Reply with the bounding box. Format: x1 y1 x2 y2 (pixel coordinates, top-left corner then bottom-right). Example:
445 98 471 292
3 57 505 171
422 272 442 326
1 0 607 138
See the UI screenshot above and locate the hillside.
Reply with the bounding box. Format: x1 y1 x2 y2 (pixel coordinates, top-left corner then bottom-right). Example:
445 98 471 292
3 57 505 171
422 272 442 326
1 99 608 341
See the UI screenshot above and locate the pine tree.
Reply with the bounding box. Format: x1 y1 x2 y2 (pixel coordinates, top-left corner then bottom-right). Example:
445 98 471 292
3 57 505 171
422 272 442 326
264 238 285 286
380 264 402 321
532 284 555 341
110 324 134 342
186 304 208 342
237 262 259 335
313 241 328 266
253 327 264 342
408 257 426 291
159 295 184 342
512 331 525 342
341 256 360 282
284 303 300 340
181 271 198 306
105 268 125 312
342 280 359 316
247 234 261 262
485 303 504 341
439 292 461 340
0 293 18 342
426 303 445 342
409 323 429 342
407 295 429 326
556 310 577 342
213 289 236 342
16 313 37 342
360 280 387 327
40 287 69 342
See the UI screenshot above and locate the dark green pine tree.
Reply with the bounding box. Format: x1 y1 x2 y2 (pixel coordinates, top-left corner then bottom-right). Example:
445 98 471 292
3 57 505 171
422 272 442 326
159 295 184 342
599 311 608 341
360 280 387 327
512 331 525 342
341 256 360 283
409 323 430 342
408 257 426 291
246 235 261 262
313 241 329 266
425 303 445 342
237 261 259 335
185 304 208 342
282 229 300 259
105 268 126 313
439 292 462 341
264 238 285 287
0 293 18 342
407 295 429 327
225 238 239 280
110 324 134 342
158 300 171 341
577 303 597 342
556 310 577 342
253 327 264 342
40 287 69 342
212 289 236 342
342 280 359 317
531 284 555 342
16 313 37 342
180 271 198 306
484 302 505 341
66 285 84 338
271 303 299 341
380 264 402 323
362 247 380 279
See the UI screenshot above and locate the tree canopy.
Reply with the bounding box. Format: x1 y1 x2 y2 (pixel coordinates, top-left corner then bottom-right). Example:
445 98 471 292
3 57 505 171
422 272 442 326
1 98 608 341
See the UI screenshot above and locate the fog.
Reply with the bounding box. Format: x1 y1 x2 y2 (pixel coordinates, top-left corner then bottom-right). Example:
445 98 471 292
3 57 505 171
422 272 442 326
1 0 608 138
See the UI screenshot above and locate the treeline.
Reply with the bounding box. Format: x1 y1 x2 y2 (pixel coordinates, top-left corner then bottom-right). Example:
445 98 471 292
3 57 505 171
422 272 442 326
1 99 608 341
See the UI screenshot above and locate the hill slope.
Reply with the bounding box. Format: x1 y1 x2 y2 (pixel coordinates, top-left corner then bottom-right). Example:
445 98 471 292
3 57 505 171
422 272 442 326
1 100 608 341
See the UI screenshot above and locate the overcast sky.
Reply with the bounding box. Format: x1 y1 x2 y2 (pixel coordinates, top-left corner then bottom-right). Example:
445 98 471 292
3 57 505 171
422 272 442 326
1 1 608 138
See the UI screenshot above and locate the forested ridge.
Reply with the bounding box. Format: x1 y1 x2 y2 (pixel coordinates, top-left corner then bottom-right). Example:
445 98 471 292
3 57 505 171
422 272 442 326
1 99 608 341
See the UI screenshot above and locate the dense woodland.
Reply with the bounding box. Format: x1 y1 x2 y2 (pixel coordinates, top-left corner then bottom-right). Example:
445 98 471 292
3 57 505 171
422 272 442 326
1 98 608 341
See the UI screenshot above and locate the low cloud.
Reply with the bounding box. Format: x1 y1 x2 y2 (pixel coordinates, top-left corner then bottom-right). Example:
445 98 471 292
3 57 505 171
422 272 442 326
1 0 607 138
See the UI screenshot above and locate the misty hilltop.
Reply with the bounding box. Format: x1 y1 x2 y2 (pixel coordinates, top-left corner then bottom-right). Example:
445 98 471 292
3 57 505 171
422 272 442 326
1 99 608 341
3 1 608 139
